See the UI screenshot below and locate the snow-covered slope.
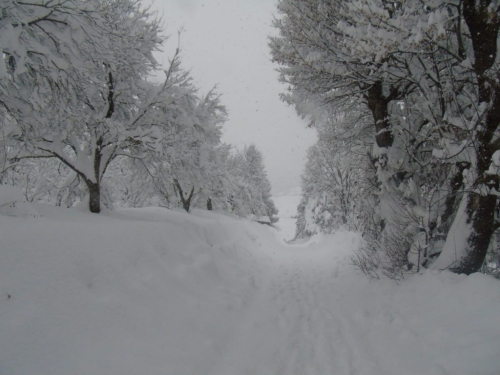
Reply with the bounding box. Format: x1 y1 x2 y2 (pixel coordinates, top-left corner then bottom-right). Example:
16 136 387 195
1 202 500 375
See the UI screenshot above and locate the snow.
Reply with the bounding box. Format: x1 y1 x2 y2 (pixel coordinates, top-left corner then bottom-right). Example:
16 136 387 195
1 198 500 374
0 185 40 218
0 185 25 207
431 195 471 271
492 150 500 167
273 187 302 241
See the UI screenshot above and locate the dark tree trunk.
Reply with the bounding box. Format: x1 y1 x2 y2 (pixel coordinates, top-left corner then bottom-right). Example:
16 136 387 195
439 162 470 235
438 0 500 274
451 193 497 274
207 198 213 211
365 81 398 237
365 81 393 150
88 181 101 214
461 0 500 273
87 138 104 214
83 70 113 215
174 179 195 213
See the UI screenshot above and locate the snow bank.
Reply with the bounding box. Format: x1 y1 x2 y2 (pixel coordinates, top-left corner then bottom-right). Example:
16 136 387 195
0 205 276 375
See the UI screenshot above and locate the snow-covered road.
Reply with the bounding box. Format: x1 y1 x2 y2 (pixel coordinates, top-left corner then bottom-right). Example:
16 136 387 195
213 232 500 375
215 241 356 375
1 205 499 375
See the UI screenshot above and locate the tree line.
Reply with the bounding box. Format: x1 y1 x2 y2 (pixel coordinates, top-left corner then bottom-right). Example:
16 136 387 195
0 0 278 223
270 0 500 277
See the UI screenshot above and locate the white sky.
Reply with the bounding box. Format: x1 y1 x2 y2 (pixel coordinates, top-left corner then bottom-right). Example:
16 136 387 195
148 0 317 194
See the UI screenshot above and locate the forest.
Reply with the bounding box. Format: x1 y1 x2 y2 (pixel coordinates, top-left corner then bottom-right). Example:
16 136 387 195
270 0 500 279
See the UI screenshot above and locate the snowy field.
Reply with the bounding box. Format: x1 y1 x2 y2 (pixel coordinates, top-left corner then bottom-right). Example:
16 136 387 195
1 200 500 375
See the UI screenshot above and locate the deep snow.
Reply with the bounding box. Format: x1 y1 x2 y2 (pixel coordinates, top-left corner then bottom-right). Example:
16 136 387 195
1 198 500 374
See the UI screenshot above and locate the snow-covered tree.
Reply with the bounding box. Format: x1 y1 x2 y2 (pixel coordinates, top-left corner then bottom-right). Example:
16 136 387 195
272 0 500 275
137 88 227 212
101 156 156 208
241 145 278 222
0 0 106 120
335 0 500 274
237 145 278 223
0 158 67 203
270 0 421 272
2 0 195 213
295 109 376 238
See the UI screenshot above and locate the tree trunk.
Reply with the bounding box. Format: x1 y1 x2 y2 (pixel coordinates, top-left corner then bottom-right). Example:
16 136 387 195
457 193 496 274
433 191 496 274
366 81 393 150
365 81 398 232
435 1 500 274
88 142 103 214
88 181 101 214
174 179 195 213
439 162 470 235
460 0 500 272
207 198 213 211
84 70 113 215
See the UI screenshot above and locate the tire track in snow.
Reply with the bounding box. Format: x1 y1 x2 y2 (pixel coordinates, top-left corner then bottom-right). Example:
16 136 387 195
273 259 354 375
211 249 361 375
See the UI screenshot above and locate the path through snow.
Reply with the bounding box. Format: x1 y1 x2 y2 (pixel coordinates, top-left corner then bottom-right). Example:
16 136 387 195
215 236 357 374
1 204 499 375
213 232 500 375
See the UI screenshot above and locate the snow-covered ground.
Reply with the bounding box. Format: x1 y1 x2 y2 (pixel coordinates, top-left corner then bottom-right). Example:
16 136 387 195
273 187 302 241
1 196 500 375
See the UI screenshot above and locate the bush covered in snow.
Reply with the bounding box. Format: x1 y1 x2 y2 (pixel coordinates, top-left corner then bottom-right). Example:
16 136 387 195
0 185 40 218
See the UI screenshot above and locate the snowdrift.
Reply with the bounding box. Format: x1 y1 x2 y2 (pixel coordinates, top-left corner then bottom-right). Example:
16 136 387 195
0 204 276 375
0 199 499 375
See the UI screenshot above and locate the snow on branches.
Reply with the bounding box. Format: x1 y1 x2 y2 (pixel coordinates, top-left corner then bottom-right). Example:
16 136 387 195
272 0 500 276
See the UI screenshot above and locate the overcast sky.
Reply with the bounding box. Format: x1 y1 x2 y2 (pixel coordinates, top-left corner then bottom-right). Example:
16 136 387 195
147 0 317 194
